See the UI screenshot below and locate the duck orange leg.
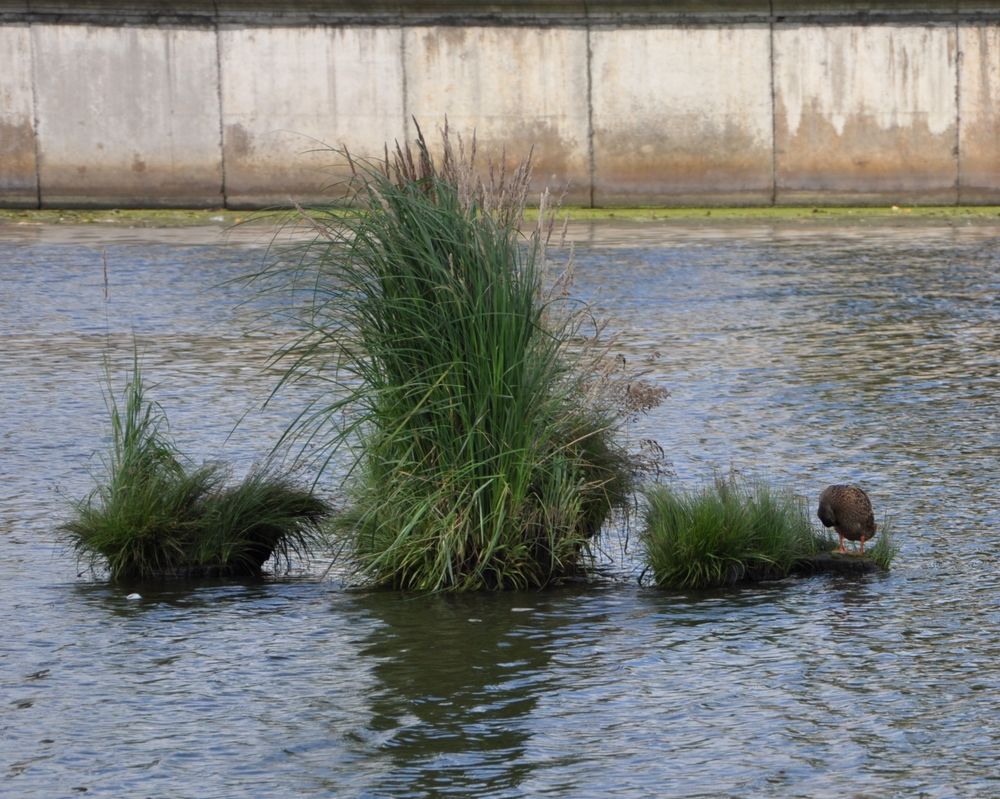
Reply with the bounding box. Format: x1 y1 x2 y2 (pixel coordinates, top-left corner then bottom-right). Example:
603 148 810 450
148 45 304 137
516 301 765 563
836 533 847 554
859 536 866 556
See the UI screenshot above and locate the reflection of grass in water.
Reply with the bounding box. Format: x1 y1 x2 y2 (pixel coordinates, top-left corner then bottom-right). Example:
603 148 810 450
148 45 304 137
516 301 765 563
641 475 832 589
62 356 329 581
358 591 559 795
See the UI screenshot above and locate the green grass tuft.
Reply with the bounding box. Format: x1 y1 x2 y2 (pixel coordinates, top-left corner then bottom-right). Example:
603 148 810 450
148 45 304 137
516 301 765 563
641 475 831 589
62 357 330 581
867 515 898 571
256 125 650 591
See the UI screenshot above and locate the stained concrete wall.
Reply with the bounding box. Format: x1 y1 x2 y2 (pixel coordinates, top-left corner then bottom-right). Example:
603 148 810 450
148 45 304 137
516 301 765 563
32 24 224 207
219 25 405 208
405 25 593 206
0 24 37 207
773 24 960 204
591 25 773 206
960 24 1000 203
1 2 998 207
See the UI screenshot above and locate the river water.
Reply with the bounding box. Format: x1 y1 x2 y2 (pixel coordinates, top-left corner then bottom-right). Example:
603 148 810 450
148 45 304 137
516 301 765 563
1 220 998 798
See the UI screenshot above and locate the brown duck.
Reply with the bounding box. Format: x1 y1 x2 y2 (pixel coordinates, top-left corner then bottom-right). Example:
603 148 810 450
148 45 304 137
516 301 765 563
817 484 877 555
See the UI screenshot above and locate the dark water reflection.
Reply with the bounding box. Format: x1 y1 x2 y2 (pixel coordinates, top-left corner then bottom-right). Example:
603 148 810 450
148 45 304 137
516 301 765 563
1 221 998 798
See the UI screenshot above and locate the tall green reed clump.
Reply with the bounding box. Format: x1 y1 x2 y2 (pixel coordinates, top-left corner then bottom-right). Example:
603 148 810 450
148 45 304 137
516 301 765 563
262 127 646 590
62 358 329 581
641 474 830 589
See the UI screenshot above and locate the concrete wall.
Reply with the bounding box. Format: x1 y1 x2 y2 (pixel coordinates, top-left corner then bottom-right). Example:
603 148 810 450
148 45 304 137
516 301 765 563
591 25 774 205
774 24 960 204
406 26 593 206
1 2 998 207
960 23 1000 203
31 24 224 207
0 23 37 206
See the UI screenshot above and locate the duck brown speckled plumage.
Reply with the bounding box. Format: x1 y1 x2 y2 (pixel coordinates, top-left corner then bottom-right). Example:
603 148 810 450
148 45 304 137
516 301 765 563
817 484 877 555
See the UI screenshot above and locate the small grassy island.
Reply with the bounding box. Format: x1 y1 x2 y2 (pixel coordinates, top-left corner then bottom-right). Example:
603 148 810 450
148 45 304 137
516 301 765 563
62 360 330 581
641 475 896 589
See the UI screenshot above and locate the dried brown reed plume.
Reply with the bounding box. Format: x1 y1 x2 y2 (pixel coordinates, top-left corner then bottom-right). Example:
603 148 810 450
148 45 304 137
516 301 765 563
377 118 534 231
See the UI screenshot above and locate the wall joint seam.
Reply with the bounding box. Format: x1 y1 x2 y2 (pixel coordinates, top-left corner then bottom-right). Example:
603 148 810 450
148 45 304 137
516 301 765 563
954 19 962 206
769 0 778 207
584 1 596 209
212 1 228 209
27 21 43 209
401 24 410 144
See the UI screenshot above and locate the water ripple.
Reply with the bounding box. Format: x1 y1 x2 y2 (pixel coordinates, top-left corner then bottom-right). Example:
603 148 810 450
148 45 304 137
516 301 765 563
1 223 999 797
